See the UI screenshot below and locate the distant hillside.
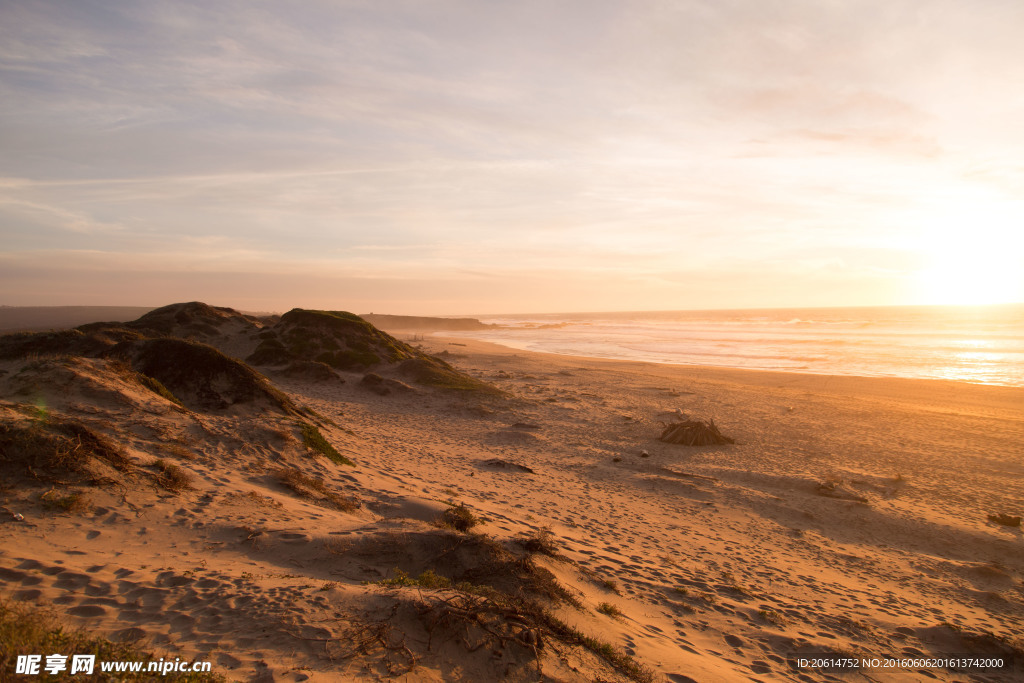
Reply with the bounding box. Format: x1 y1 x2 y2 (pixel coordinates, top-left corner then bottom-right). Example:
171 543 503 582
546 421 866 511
360 314 498 332
0 302 501 396
249 308 502 394
0 306 157 333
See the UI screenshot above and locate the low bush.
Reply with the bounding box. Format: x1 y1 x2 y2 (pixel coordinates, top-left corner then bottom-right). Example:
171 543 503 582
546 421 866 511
436 503 481 532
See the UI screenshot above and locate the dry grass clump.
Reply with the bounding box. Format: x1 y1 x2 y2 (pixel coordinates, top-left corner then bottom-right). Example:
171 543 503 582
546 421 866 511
361 530 581 608
374 578 652 682
758 608 788 626
578 566 621 595
436 503 481 532
40 489 92 514
300 423 354 466
0 418 131 482
226 490 283 508
156 442 196 460
519 527 562 558
377 569 452 590
274 467 359 512
0 598 225 682
596 602 623 618
153 459 193 493
343 528 653 682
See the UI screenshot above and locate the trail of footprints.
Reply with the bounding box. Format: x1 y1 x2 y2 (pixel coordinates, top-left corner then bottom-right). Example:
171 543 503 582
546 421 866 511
2 556 337 672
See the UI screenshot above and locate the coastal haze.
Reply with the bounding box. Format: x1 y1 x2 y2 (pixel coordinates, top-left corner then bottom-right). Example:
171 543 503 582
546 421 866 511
2 2 1024 683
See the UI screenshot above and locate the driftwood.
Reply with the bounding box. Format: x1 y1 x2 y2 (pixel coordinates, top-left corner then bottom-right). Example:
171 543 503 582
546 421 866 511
816 480 868 503
658 419 734 446
655 467 719 482
483 458 535 474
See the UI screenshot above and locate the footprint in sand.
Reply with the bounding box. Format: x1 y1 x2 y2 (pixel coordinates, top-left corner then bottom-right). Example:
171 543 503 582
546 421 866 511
126 587 168 609
216 653 241 668
68 604 107 617
168 612 196 632
111 627 148 642
54 571 92 590
84 582 112 596
156 570 194 587
118 608 143 622
724 634 744 649
0 569 34 585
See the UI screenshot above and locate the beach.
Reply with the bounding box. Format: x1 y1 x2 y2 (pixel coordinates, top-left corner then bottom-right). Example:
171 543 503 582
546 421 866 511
2 322 1023 682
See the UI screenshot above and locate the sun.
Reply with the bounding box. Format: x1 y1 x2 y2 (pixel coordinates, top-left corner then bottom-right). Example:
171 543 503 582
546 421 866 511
911 194 1024 306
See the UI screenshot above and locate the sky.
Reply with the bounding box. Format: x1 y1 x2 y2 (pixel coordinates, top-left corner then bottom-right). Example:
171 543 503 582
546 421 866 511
2 0 1023 315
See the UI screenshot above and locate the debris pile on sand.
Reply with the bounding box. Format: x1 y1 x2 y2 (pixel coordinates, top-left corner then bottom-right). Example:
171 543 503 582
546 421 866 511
988 513 1021 527
816 478 869 503
658 419 734 445
482 458 535 473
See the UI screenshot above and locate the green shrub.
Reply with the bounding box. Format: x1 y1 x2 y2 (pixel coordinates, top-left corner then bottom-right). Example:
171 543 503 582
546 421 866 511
138 374 184 407
377 569 451 590
300 423 353 466
436 503 481 532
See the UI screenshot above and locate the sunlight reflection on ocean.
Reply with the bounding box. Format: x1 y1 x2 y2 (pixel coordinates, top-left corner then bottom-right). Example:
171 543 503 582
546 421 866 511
447 304 1024 387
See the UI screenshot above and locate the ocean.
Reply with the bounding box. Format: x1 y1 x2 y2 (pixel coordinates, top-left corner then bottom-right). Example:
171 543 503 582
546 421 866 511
446 304 1024 387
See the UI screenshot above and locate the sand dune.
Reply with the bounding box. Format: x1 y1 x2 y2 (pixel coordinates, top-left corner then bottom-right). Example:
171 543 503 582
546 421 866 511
1 305 1022 681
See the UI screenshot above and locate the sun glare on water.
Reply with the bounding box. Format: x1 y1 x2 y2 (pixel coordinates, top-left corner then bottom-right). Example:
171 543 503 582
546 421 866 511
912 196 1024 306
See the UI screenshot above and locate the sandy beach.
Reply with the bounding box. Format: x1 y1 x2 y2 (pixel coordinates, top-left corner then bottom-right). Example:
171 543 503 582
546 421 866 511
7 2 1024 680
2 309 1022 682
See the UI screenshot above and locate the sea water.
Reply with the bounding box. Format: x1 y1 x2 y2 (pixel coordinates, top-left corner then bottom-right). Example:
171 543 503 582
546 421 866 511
446 304 1024 387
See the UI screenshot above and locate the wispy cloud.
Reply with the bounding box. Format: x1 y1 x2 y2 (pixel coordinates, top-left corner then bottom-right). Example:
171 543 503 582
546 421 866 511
2 0 1023 310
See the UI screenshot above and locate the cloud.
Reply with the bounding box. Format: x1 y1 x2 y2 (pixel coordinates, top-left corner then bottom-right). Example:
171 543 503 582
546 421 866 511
1 0 1023 309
